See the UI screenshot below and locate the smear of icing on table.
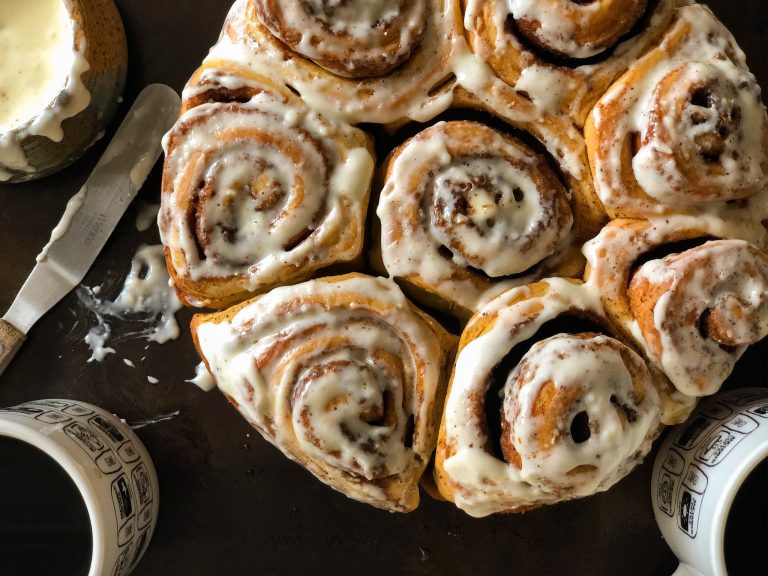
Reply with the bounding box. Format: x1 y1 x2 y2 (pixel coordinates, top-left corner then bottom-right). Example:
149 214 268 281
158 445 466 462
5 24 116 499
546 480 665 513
129 410 180 429
185 362 216 392
77 244 182 362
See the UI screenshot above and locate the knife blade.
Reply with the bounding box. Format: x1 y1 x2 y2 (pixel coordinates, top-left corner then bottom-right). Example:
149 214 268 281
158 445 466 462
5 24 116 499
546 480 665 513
0 83 181 375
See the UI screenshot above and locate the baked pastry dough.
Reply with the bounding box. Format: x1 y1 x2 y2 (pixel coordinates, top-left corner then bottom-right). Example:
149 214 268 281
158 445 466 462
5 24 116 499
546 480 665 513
375 120 595 316
163 0 768 515
433 278 663 516
191 0 464 127
584 218 768 398
160 86 375 308
191 273 456 512
461 0 677 124
585 4 768 221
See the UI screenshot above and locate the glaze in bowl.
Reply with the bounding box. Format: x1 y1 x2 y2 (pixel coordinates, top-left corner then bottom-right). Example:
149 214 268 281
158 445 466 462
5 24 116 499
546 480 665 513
0 0 127 183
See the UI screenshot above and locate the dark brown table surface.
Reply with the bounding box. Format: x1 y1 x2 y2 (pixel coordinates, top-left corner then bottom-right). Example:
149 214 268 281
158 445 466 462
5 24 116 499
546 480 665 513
1 1 767 574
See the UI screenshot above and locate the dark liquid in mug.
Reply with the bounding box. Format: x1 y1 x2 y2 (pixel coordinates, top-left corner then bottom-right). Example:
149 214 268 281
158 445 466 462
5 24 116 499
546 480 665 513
0 437 92 576
724 458 768 576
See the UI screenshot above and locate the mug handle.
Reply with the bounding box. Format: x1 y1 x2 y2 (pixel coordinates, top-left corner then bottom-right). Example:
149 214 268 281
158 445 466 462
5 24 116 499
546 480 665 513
672 563 704 576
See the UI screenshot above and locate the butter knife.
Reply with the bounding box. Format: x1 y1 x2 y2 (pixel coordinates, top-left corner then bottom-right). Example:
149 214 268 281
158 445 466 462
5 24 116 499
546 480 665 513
0 84 180 375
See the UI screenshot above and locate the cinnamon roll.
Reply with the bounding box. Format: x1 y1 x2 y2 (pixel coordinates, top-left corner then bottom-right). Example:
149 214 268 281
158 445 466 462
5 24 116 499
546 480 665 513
433 278 662 516
250 0 427 79
179 60 287 114
585 4 768 220
184 0 463 127
191 273 456 512
159 88 375 308
375 120 602 316
584 219 768 398
461 0 676 124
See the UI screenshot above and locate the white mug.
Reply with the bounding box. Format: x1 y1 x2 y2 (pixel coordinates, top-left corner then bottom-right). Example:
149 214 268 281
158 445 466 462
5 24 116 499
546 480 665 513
651 387 768 576
0 399 159 576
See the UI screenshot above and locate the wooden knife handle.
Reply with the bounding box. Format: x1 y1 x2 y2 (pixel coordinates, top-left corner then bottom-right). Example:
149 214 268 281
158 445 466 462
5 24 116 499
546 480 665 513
0 319 25 376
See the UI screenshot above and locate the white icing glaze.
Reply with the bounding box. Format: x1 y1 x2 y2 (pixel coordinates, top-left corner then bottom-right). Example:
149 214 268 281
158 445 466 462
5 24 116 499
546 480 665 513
186 362 217 392
632 240 768 396
254 0 426 76
508 0 588 58
514 65 567 115
0 0 91 179
0 1 74 128
503 333 659 493
194 275 447 510
160 90 373 293
36 188 87 263
79 245 183 362
377 121 572 310
590 4 767 216
135 202 161 232
440 278 660 516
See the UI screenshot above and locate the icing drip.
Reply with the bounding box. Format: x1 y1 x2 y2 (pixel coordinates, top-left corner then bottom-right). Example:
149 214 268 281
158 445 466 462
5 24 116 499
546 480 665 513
78 245 183 362
160 89 374 303
186 362 217 392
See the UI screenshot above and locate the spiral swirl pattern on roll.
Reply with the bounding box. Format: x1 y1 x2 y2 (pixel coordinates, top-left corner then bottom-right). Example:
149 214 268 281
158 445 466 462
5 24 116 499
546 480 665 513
508 0 648 59
583 218 768 410
628 240 768 397
586 4 768 218
160 90 374 308
501 333 656 494
460 0 675 125
377 120 573 314
433 279 661 516
249 0 427 78
191 273 456 512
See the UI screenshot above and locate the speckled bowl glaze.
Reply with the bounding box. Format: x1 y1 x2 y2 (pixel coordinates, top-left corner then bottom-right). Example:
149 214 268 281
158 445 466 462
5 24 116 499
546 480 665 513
0 0 127 183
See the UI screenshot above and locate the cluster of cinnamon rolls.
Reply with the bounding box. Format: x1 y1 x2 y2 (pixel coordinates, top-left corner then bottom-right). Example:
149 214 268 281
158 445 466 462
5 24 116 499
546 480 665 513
159 0 768 515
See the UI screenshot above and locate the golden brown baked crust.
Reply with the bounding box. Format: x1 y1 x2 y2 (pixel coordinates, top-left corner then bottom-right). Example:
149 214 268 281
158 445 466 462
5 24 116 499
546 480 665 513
374 120 603 317
160 86 375 309
585 4 768 221
461 0 676 125
433 278 664 516
584 218 768 401
191 273 457 512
